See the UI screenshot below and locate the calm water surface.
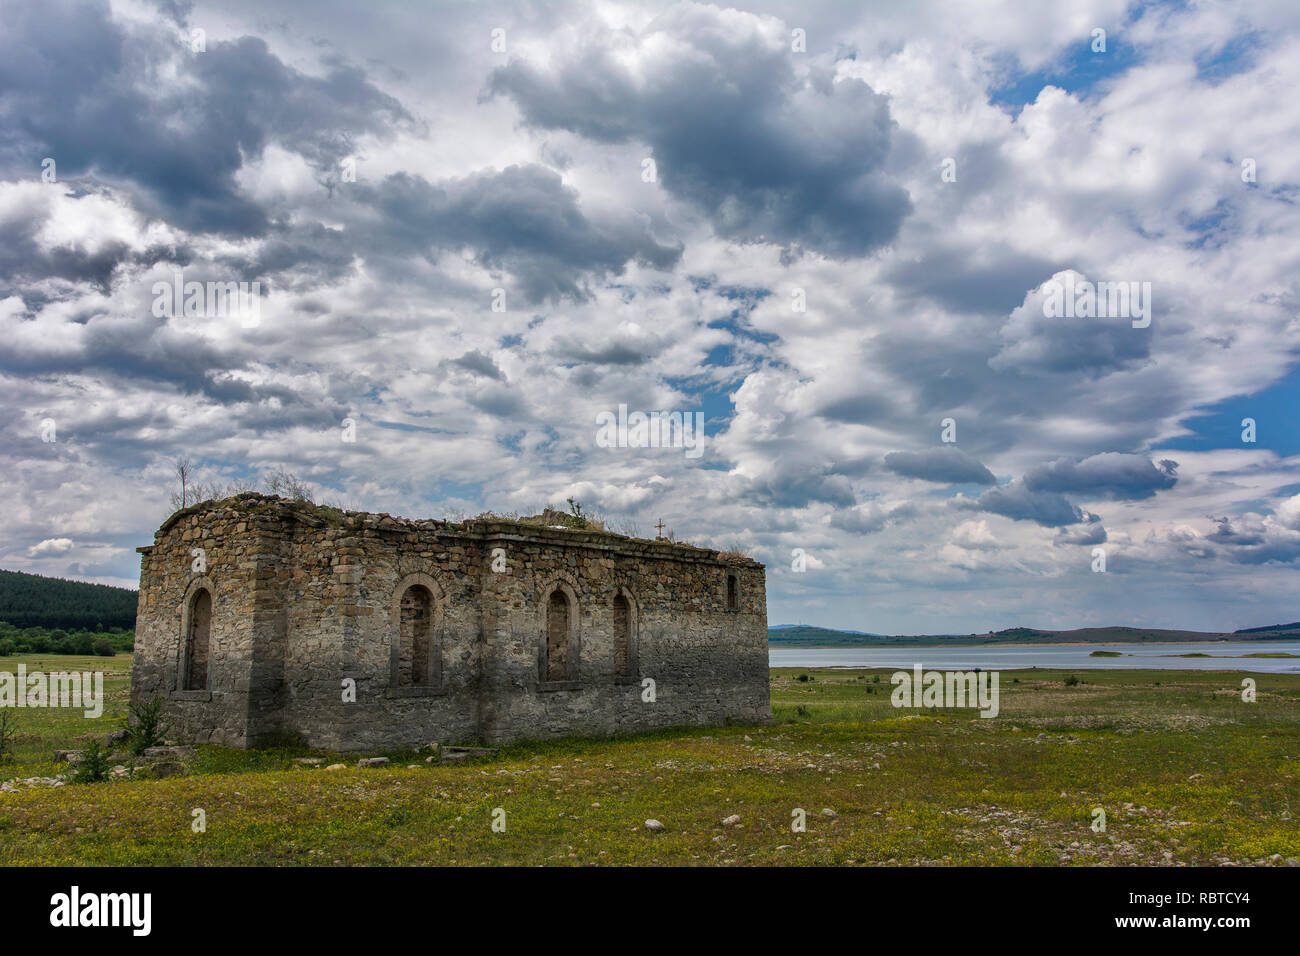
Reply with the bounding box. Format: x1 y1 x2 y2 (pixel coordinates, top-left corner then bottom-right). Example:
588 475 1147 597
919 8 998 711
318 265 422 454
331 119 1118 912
769 641 1300 674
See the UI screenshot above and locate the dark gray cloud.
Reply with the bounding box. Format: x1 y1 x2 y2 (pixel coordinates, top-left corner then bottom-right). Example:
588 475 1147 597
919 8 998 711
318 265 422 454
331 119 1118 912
467 384 526 419
488 5 911 258
0 314 252 403
1204 515 1300 564
887 243 1059 316
552 325 664 366
450 350 506 381
355 167 681 303
740 460 856 509
1055 522 1108 546
1206 515 1266 546
971 481 1088 527
1025 453 1178 501
990 305 1153 377
815 391 900 426
884 447 996 485
829 501 916 534
0 0 411 235
0 184 193 296
1223 541 1300 564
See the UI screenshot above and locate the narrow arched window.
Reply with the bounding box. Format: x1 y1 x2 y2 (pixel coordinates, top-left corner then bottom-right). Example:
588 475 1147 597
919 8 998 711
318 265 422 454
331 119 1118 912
726 572 739 612
546 590 570 681
613 593 632 678
184 589 211 690
397 585 433 686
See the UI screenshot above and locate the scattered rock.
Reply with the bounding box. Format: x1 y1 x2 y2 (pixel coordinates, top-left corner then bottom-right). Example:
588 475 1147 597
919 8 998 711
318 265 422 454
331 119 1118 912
142 746 195 760
357 757 390 768
822 808 837 817
1 775 66 793
324 763 347 771
441 746 497 760
294 757 326 766
722 814 741 827
644 819 665 831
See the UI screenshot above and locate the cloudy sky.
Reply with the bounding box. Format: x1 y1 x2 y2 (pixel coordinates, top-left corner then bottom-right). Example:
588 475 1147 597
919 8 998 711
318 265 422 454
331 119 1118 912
2 0 1298 634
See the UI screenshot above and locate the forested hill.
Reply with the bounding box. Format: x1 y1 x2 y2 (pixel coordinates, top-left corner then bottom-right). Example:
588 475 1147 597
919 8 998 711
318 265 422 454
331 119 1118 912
0 568 137 630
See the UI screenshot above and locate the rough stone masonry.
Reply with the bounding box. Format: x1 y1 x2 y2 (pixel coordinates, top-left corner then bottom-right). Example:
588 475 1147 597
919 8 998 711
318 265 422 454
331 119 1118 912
131 494 770 750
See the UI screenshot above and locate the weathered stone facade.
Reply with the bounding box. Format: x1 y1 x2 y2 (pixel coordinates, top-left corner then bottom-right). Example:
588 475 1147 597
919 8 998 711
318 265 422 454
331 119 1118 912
132 495 770 750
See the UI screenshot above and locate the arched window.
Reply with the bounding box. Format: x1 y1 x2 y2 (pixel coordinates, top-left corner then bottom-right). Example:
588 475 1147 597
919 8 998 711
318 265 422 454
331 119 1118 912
726 572 739 612
397 585 434 686
546 589 571 682
613 593 632 678
184 589 211 690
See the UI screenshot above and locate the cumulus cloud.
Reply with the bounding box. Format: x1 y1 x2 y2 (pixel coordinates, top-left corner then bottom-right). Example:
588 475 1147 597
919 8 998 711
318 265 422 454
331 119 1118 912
884 447 996 485
0 1 412 234
970 481 1088 527
27 537 74 556
487 3 912 258
990 272 1153 376
1055 523 1108 546
949 519 1004 550
1024 453 1178 501
353 166 681 303
829 500 915 534
1274 493 1300 531
1 0 1298 633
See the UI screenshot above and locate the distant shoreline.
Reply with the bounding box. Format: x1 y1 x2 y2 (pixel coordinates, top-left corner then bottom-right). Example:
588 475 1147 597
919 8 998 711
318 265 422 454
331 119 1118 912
769 624 1300 649
773 640 1260 649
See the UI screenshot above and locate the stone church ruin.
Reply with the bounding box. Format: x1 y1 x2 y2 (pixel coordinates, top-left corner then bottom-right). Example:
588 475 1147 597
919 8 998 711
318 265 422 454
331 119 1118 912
131 495 770 750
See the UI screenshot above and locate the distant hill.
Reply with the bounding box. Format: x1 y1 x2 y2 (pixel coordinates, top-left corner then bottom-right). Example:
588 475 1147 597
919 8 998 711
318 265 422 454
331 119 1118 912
1235 621 1300 636
0 568 137 630
768 623 1300 647
767 626 890 646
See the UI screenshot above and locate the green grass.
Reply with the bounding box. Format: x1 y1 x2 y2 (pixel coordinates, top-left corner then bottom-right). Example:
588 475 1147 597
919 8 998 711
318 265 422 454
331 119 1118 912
0 654 131 766
1 660 1297 866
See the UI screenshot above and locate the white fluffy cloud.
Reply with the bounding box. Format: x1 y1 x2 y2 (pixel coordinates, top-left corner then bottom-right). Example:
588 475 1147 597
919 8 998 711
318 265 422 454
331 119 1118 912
0 0 1297 632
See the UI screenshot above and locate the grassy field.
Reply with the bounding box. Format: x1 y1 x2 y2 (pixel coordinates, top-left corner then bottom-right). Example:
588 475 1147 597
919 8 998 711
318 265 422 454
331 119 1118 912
1 654 1297 866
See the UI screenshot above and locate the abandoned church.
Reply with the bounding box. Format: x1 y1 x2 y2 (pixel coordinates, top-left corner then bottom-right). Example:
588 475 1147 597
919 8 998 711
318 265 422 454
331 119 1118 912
131 494 770 750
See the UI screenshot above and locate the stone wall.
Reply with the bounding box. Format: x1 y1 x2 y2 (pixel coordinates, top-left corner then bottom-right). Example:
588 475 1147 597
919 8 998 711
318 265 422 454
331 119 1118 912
132 495 769 750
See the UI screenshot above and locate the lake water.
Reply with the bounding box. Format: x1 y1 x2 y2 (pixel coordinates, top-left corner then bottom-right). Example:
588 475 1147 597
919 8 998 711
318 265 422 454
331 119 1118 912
769 641 1300 674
